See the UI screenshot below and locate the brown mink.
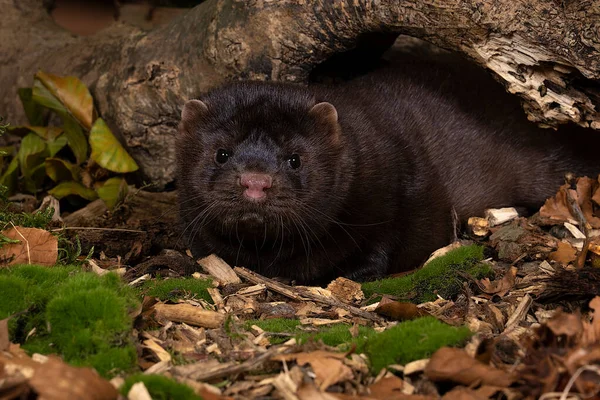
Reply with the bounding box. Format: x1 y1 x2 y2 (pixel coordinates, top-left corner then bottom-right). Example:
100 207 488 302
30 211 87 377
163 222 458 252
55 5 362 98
175 66 600 285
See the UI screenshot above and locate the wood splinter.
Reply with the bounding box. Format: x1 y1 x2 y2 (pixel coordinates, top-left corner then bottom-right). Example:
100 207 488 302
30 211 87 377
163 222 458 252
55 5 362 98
154 303 225 329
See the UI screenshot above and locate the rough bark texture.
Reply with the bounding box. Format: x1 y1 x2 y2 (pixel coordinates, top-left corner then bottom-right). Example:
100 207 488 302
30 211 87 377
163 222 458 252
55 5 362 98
1 0 599 186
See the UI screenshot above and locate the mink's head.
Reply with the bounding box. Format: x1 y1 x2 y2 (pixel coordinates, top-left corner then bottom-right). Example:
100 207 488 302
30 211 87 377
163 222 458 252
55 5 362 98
176 82 350 252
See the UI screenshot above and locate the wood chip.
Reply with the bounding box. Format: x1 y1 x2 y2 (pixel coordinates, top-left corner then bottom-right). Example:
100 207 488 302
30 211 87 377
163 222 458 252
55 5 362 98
326 277 364 304
404 359 429 375
565 222 586 239
504 294 533 331
154 303 225 328
485 207 519 227
468 217 490 236
128 382 152 400
197 254 241 284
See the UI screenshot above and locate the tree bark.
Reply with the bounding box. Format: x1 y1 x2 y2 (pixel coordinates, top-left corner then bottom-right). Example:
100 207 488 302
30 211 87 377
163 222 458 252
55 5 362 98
2 0 599 187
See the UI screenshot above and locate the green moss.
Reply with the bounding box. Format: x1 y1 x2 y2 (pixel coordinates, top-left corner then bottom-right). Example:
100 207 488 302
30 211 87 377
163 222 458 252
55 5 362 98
245 318 301 333
141 277 213 303
297 324 376 350
0 275 29 318
0 264 138 377
365 317 472 372
121 374 202 400
362 244 492 303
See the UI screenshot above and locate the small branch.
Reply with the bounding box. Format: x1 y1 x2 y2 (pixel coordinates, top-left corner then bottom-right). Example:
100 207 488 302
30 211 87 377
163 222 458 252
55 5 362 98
10 222 30 264
234 267 384 323
563 176 591 269
186 345 291 381
50 227 145 233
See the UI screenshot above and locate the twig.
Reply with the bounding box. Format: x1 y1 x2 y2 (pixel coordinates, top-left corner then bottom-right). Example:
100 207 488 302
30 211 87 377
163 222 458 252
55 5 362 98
50 227 145 233
563 177 591 269
234 267 384 323
10 222 30 264
187 345 291 381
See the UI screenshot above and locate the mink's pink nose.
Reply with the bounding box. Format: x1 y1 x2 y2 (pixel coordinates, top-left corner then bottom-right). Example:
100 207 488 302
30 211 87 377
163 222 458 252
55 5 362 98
240 173 272 200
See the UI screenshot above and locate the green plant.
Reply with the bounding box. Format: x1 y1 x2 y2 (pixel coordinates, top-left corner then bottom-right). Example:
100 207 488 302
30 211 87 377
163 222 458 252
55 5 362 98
2 72 138 209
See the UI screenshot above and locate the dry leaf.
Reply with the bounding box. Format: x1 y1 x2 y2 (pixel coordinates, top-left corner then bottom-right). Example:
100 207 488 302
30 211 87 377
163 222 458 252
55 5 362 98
375 302 430 321
540 177 600 228
424 347 513 387
548 241 577 265
441 387 486 400
477 266 516 297
367 375 407 399
583 296 600 345
297 381 340 400
275 351 353 390
0 227 58 266
0 318 9 351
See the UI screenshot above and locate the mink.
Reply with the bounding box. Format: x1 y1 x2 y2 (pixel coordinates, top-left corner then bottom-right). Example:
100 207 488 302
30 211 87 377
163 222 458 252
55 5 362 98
175 64 600 285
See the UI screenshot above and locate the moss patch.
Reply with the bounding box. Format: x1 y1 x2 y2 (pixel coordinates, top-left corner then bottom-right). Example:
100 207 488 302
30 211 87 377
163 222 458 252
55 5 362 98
0 264 138 377
362 244 491 303
121 374 202 400
140 277 213 303
244 317 470 372
365 317 472 372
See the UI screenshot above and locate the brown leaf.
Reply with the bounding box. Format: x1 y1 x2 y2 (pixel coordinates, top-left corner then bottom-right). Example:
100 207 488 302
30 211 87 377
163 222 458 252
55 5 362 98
30 358 118 400
540 177 600 228
583 296 600 345
424 347 513 387
441 387 487 400
477 266 516 297
593 175 600 206
546 310 583 338
375 302 430 321
297 381 341 400
548 241 577 265
367 375 407 399
275 351 354 391
0 318 9 351
0 227 58 266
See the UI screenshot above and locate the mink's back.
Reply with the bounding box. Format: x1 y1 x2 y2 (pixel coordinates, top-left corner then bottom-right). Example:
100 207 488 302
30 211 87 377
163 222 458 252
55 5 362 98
311 65 600 222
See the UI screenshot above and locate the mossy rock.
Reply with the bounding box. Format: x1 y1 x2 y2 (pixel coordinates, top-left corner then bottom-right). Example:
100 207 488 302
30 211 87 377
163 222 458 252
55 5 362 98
362 244 492 303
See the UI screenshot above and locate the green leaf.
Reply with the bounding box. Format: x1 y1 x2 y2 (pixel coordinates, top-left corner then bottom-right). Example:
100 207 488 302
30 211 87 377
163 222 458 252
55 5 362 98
96 177 128 210
0 158 19 196
24 163 47 194
8 126 63 140
62 115 88 164
45 158 80 182
32 78 68 115
48 135 68 157
89 119 138 173
18 133 48 178
18 88 45 126
32 71 95 130
48 181 98 201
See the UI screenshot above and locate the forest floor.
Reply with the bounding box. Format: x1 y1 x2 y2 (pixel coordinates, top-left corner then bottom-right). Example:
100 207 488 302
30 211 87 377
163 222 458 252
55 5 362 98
1 175 600 400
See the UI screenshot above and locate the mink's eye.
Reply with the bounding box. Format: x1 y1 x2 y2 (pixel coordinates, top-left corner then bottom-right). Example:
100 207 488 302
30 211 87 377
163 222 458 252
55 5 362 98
215 149 231 164
287 154 301 169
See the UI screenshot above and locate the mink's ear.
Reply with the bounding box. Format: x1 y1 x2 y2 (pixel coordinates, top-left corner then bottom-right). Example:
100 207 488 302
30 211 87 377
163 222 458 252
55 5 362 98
180 99 208 133
309 102 340 144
